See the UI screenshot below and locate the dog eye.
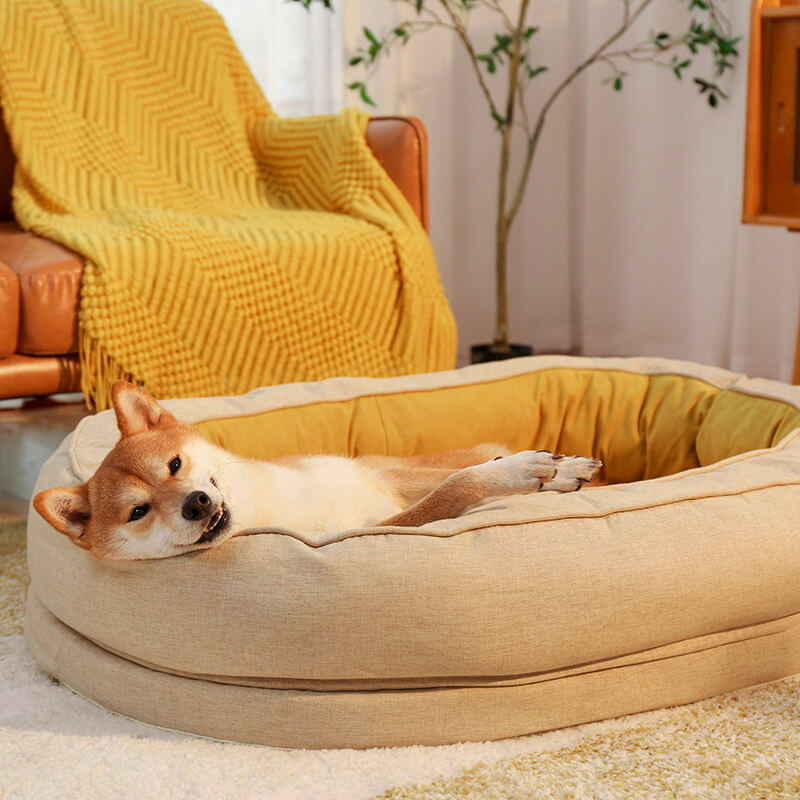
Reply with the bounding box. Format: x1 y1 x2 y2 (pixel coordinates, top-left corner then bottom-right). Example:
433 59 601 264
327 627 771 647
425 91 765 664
168 456 181 475
129 504 150 522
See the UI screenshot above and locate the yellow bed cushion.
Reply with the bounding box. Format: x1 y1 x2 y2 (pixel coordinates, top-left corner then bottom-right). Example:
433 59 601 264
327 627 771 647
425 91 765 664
26 355 800 748
194 366 800 484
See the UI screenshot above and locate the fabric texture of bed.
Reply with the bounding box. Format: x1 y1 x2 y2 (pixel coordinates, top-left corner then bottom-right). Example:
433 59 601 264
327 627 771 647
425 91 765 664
25 355 800 748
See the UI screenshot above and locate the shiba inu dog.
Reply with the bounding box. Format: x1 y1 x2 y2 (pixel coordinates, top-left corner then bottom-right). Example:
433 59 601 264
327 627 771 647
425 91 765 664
33 381 602 560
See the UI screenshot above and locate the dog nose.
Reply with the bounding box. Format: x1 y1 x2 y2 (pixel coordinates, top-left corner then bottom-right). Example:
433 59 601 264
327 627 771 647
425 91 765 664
182 491 211 521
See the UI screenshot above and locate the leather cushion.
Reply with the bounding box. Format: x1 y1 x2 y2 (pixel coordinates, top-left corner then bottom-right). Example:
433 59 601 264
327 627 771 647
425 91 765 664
0 353 81 399
0 222 82 354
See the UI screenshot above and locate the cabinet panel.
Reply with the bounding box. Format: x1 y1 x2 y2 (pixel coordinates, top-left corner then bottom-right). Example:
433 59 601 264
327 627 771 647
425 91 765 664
764 19 800 215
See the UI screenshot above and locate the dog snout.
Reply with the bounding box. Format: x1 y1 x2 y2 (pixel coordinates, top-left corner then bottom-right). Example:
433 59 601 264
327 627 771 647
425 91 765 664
182 490 212 521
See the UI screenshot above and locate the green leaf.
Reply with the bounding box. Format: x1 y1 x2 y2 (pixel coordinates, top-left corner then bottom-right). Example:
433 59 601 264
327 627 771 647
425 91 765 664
492 33 513 54
718 36 740 55
363 26 378 45
477 54 496 74
614 77 623 91
359 84 376 106
348 80 376 106
349 56 362 66
286 0 332 8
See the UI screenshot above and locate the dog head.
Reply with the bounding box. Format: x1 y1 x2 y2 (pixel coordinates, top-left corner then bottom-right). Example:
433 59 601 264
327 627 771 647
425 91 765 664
34 382 237 560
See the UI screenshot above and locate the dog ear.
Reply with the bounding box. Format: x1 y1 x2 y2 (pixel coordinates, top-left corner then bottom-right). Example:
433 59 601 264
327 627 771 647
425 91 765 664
111 381 176 437
33 486 92 549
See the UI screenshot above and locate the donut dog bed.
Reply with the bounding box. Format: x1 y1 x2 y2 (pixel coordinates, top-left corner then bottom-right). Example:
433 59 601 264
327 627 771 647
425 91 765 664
25 355 800 749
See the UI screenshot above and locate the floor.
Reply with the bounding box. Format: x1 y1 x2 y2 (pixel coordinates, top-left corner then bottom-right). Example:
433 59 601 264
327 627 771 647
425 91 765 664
0 394 88 520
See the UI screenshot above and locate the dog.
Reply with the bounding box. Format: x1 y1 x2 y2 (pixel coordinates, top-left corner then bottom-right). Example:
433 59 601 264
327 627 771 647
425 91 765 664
33 381 602 560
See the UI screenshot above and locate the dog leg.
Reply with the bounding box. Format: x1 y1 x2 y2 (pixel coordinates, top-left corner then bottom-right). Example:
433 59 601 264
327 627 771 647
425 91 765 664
377 451 558 527
540 456 602 492
360 444 512 474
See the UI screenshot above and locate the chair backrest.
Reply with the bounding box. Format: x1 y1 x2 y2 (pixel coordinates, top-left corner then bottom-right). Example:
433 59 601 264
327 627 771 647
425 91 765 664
0 105 428 229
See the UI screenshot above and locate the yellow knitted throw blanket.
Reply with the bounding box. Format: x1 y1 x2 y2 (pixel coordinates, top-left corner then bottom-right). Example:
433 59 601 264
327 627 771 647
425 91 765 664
0 0 456 409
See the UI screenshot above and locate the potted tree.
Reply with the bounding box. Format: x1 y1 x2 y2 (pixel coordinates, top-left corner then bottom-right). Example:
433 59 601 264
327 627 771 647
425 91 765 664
292 0 739 362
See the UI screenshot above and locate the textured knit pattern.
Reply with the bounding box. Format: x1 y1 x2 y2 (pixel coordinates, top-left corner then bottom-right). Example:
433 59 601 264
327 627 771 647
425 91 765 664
0 0 456 409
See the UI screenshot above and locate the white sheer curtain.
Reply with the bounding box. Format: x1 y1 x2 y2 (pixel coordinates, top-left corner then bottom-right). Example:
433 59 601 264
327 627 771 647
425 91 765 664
207 0 343 116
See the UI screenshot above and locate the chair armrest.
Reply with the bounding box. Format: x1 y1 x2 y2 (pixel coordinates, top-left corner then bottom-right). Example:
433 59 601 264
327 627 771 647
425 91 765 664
365 116 429 233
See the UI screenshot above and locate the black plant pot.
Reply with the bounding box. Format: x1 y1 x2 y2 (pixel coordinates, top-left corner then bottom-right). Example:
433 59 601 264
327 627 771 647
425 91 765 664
470 343 534 364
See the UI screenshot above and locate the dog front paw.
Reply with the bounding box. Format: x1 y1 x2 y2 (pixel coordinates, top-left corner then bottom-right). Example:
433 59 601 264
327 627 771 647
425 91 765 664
540 456 602 493
478 450 558 495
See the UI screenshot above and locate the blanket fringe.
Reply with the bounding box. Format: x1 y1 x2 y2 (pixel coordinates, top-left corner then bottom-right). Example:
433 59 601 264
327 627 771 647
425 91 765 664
79 329 137 412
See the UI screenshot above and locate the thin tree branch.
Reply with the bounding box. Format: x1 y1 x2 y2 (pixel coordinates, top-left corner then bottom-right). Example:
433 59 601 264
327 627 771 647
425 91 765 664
436 0 500 118
605 35 686 64
478 0 514 33
396 0 452 28
505 0 656 229
493 0 531 349
516 80 531 135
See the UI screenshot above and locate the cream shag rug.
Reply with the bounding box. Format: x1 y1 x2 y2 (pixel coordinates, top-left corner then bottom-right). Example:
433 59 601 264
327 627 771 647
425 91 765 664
2 520 799 800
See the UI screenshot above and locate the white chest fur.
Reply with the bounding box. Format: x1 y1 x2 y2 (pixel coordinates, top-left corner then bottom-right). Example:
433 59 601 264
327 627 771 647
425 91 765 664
224 455 403 533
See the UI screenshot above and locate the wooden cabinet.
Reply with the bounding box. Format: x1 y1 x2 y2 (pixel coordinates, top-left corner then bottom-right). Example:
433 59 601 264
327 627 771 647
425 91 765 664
743 1 800 382
744 0 800 227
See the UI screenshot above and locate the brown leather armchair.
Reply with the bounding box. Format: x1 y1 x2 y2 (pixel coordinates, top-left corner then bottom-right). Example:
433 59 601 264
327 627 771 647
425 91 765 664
0 115 429 400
